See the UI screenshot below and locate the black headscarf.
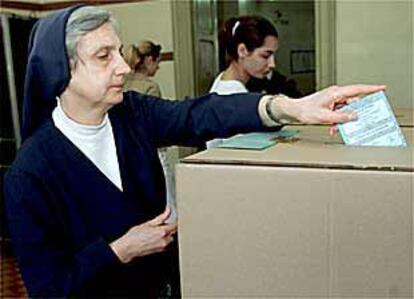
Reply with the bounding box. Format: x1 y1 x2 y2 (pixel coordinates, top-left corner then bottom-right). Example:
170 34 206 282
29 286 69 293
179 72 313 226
21 4 84 141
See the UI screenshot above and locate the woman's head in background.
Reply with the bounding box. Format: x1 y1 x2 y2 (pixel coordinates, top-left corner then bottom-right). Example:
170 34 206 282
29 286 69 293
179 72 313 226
219 16 278 79
124 40 162 76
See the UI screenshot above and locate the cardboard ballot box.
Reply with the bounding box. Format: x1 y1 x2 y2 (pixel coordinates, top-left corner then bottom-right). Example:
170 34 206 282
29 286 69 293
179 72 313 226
176 127 414 298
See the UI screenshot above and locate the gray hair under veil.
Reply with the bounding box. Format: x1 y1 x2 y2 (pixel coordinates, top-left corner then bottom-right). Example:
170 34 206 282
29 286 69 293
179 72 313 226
66 6 118 67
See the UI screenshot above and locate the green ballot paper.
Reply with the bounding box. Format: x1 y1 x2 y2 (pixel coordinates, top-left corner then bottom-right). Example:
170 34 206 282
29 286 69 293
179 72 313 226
217 130 298 150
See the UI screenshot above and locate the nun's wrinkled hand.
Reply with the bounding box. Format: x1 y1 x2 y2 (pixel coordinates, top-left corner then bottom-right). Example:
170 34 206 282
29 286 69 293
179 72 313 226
268 84 386 125
298 84 386 124
110 207 177 263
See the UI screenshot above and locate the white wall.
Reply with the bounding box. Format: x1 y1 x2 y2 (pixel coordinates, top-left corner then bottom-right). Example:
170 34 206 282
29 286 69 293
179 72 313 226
336 0 413 108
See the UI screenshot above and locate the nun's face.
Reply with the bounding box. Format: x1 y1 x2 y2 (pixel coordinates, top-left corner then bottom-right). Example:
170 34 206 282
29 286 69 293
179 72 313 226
67 22 131 108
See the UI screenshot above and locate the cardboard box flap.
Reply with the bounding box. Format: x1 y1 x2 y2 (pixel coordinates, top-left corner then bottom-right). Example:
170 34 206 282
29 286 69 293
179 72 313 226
394 107 414 127
183 143 414 172
286 125 413 145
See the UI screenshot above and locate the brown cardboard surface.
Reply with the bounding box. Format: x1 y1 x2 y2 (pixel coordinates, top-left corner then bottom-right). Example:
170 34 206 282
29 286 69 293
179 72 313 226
177 165 413 297
176 126 414 298
394 107 414 127
177 166 330 297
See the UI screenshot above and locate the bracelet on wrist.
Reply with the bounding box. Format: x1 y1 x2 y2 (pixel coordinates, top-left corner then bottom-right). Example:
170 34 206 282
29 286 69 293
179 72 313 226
265 94 290 125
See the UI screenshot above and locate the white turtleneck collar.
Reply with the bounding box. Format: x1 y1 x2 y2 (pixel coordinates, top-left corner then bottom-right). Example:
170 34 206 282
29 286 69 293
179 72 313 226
52 98 123 191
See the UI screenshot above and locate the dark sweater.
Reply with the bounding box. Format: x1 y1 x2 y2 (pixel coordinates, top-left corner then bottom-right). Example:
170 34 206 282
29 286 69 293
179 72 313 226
5 91 264 297
8 4 268 297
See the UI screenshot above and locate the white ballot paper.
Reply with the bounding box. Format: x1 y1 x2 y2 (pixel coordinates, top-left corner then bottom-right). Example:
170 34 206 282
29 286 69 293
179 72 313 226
337 91 407 147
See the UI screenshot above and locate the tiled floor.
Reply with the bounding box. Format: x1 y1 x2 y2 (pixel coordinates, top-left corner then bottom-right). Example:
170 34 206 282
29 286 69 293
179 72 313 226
0 254 28 298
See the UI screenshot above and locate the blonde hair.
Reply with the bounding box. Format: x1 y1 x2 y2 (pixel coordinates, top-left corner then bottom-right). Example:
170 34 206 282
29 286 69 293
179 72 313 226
124 40 161 71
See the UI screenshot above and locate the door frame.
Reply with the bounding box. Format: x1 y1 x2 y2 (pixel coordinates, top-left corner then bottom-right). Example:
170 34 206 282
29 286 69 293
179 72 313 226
315 0 336 89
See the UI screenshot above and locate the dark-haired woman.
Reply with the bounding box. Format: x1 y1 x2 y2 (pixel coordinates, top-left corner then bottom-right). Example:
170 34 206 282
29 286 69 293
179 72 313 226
208 16 279 148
